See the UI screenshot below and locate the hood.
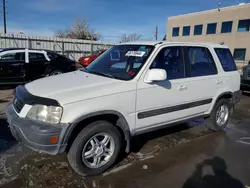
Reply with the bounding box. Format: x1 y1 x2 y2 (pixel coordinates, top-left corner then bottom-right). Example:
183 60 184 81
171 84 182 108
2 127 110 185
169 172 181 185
25 71 135 105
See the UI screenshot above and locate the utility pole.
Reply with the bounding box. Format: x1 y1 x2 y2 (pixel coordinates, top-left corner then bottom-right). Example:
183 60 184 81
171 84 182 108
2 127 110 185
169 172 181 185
155 25 158 41
3 0 7 33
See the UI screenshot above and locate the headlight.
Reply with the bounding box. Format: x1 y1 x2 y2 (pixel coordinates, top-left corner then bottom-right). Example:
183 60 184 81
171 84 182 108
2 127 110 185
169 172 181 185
84 57 90 61
26 105 63 124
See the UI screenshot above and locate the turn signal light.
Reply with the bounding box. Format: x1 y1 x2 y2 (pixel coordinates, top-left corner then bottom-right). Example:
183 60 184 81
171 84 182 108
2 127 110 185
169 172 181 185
50 136 59 144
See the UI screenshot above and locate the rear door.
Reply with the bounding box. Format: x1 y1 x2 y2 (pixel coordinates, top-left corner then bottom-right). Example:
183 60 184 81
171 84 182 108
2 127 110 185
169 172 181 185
182 45 219 113
25 51 50 80
0 50 25 79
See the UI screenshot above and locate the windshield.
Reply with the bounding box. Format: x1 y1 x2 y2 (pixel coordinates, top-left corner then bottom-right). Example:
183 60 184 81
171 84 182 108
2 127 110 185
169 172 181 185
85 45 154 80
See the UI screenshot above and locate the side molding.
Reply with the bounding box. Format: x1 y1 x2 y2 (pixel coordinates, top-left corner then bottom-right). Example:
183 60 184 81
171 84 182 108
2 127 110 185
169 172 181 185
138 98 213 119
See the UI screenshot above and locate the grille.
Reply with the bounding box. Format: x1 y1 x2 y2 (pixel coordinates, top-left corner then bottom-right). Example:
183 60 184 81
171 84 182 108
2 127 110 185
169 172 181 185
13 98 24 113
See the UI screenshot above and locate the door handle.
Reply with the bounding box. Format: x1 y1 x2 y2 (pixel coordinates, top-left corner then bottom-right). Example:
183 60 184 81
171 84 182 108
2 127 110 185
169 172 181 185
178 85 187 91
216 80 222 84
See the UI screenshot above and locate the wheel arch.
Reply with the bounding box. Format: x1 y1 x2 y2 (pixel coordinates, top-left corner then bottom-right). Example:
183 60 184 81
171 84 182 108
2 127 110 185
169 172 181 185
45 59 70 75
215 92 233 103
45 66 65 75
64 110 131 153
209 91 233 114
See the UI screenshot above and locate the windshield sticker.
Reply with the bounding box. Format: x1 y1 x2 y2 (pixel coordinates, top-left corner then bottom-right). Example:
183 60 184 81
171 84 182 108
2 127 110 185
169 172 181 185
125 51 146 57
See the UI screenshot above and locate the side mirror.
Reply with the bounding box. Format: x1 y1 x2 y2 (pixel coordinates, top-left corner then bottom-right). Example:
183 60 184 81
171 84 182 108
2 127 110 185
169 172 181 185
144 68 167 83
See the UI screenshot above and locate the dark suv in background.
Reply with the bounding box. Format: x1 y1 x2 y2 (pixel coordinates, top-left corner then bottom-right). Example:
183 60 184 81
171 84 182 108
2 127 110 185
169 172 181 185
0 48 76 85
240 61 250 91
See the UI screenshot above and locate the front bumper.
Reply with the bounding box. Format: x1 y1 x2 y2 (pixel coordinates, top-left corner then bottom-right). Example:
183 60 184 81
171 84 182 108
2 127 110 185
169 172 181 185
6 103 69 155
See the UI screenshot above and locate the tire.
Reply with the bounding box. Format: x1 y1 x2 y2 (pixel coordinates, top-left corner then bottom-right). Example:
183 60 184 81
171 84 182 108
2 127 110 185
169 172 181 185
49 69 63 76
205 98 232 131
67 120 122 176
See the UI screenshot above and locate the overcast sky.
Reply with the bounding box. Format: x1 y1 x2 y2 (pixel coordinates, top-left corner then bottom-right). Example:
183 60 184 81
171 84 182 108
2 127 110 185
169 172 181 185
0 0 249 41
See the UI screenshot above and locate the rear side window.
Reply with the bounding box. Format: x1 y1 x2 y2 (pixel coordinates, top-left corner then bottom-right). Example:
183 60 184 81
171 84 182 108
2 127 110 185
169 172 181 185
187 47 217 77
15 52 25 61
214 48 237 72
29 53 46 61
47 52 57 59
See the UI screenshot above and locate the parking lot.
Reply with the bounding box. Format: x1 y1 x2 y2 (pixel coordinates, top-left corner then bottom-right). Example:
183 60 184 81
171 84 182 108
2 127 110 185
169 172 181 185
0 88 249 188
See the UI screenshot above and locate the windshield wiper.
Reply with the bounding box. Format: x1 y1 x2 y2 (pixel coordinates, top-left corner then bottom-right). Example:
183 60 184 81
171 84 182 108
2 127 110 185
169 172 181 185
87 70 115 79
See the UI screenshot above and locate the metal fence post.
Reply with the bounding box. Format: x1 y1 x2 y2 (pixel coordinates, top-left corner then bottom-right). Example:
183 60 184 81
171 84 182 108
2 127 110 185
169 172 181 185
28 38 32 49
62 42 65 55
53 43 56 52
11 34 19 48
90 42 93 55
73 42 76 60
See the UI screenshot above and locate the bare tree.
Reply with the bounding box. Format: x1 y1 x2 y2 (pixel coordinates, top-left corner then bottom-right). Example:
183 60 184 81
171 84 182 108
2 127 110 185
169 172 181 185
55 18 101 40
120 33 142 42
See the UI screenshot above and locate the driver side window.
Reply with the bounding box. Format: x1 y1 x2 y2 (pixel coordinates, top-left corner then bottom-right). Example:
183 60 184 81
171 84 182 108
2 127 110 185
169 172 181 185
150 46 185 80
0 52 24 61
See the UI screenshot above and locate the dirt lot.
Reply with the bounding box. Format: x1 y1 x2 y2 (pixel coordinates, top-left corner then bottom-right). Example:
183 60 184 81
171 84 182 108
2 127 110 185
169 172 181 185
1 89 250 188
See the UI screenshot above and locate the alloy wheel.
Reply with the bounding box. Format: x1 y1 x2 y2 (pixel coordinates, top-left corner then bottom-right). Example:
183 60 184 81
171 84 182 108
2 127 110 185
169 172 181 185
82 133 115 169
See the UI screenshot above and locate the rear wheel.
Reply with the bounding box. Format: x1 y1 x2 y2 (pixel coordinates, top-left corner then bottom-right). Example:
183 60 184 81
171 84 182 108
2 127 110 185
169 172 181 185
67 121 122 176
205 98 231 131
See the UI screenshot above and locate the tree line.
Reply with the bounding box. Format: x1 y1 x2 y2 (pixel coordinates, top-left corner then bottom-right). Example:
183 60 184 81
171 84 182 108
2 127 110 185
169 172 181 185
55 18 141 42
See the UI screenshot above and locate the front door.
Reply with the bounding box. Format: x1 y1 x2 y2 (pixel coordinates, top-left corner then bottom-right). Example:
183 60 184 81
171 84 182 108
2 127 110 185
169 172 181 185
0 51 25 82
135 45 218 132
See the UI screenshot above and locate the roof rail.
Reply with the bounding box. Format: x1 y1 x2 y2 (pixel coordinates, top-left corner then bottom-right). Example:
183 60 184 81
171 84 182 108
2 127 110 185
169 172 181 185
154 41 163 46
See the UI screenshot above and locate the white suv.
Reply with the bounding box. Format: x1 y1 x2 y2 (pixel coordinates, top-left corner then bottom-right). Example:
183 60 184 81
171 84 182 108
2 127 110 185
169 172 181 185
6 41 241 176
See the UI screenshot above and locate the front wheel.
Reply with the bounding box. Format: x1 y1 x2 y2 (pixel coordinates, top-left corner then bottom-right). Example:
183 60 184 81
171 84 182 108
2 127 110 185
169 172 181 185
67 121 122 176
205 98 231 131
49 70 63 76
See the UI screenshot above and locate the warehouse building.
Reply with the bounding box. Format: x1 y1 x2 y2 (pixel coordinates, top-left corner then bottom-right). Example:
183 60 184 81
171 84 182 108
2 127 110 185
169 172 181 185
166 3 250 68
